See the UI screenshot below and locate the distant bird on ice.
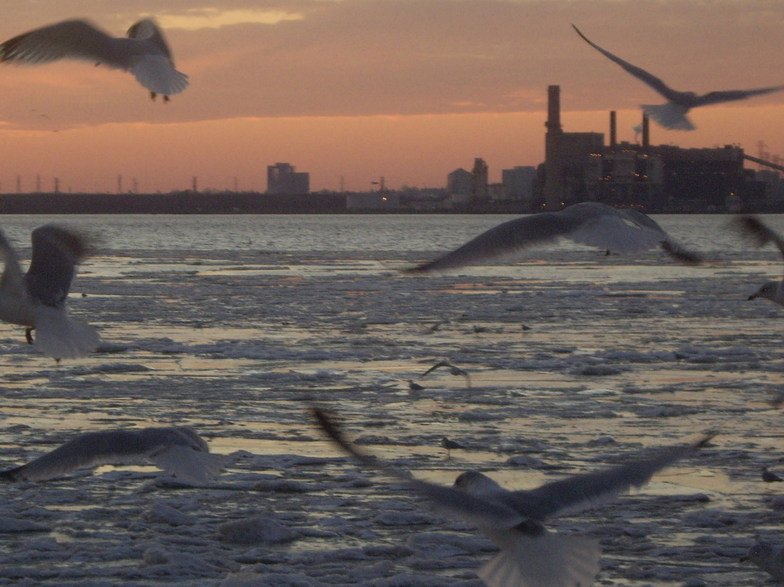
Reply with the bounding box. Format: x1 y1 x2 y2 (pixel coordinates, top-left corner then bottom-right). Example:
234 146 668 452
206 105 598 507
0 426 225 484
0 18 188 101
0 224 100 360
406 202 701 274
572 24 784 131
729 215 784 305
314 409 713 587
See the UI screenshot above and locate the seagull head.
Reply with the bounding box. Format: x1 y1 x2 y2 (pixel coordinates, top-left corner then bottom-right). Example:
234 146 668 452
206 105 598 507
748 281 782 303
743 541 773 563
127 18 158 40
453 470 504 495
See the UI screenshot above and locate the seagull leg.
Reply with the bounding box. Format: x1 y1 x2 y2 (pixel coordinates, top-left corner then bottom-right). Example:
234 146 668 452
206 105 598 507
24 327 33 345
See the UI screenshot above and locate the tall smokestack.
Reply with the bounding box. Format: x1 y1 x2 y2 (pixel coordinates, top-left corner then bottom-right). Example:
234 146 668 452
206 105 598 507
544 85 564 210
642 114 650 149
609 111 617 148
546 85 562 133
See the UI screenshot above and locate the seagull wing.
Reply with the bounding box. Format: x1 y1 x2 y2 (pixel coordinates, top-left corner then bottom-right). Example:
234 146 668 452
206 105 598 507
315 409 603 587
695 85 784 107
406 211 581 273
407 202 700 273
508 434 713 521
0 427 216 482
0 230 29 306
729 215 784 273
313 410 526 530
25 224 90 307
572 24 680 101
421 360 450 377
0 19 189 97
0 20 135 68
0 429 156 481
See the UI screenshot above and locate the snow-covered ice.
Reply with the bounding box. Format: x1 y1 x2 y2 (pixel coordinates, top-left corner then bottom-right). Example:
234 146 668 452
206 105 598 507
0 213 782 585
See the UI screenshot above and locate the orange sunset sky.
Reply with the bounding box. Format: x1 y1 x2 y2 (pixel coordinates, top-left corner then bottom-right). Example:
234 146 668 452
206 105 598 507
1 0 784 194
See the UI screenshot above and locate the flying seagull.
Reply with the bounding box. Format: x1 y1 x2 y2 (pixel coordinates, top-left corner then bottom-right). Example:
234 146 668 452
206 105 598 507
0 18 188 101
729 215 784 305
0 426 225 484
314 409 713 587
421 359 472 388
406 202 701 274
0 224 100 360
572 24 784 131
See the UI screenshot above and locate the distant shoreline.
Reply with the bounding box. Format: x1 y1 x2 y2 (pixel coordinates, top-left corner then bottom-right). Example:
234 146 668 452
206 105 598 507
0 192 779 214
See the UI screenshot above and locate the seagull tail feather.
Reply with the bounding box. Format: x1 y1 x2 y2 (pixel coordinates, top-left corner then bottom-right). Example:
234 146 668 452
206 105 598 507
478 531 601 587
642 103 695 131
33 305 100 360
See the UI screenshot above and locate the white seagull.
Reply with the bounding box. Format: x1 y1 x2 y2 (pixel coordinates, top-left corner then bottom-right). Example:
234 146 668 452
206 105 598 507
729 215 784 305
0 426 225 484
406 202 701 274
0 18 189 101
572 24 784 131
314 409 713 587
0 224 100 360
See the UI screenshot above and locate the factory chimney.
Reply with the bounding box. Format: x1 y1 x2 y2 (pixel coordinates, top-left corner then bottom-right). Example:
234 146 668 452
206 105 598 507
544 85 564 210
609 111 617 148
642 114 650 149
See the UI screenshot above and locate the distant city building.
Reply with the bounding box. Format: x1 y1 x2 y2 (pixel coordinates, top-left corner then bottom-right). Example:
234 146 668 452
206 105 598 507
471 158 489 199
502 166 537 202
267 162 310 195
447 168 472 205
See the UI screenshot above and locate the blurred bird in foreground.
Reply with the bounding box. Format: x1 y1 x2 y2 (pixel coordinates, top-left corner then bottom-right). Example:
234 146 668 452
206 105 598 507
744 542 784 584
729 215 784 305
0 224 100 360
314 408 713 587
0 426 224 484
572 24 784 130
0 18 188 101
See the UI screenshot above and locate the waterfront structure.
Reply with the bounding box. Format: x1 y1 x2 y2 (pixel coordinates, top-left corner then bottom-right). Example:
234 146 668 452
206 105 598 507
267 162 310 195
542 85 764 212
502 166 537 202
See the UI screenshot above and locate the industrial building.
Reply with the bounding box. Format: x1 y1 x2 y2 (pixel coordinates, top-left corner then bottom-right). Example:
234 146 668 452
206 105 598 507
542 85 770 212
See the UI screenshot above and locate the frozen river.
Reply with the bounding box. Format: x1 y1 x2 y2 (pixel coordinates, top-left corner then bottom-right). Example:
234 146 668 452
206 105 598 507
0 213 783 585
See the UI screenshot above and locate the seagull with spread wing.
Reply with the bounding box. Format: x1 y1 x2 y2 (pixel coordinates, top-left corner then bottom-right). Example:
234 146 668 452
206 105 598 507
314 409 713 587
0 426 225 484
0 224 100 360
0 18 188 101
406 202 701 274
572 24 784 130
